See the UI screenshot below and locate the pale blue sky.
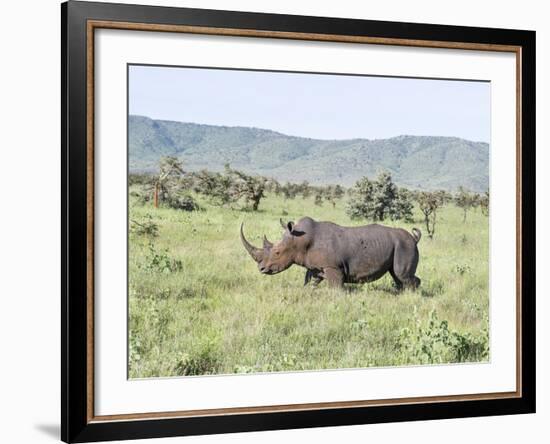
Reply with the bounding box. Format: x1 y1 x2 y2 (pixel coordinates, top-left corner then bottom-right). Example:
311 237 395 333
129 65 490 143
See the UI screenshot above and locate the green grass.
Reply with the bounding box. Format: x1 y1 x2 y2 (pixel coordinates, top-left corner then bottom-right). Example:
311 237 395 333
128 191 489 378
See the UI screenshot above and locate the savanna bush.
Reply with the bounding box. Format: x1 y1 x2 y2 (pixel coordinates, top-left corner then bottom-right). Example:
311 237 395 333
165 193 199 211
141 242 182 274
131 188 152 206
397 309 489 364
130 214 159 238
346 172 413 222
453 264 472 276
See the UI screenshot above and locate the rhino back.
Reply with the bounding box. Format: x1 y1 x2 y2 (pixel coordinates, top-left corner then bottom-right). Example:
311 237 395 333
304 221 412 280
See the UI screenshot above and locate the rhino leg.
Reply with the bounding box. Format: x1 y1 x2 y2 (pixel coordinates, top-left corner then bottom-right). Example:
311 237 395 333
324 267 344 288
304 270 313 286
407 276 421 289
392 243 421 291
313 276 324 286
304 269 324 287
389 269 404 291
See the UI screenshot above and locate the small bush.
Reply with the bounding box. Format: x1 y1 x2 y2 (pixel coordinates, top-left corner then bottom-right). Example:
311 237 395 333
141 243 182 274
398 309 489 364
346 172 413 222
130 187 153 206
165 194 199 211
453 264 472 276
130 214 159 238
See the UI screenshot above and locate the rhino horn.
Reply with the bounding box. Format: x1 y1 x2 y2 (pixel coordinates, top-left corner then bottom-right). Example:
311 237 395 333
263 235 273 249
240 223 264 263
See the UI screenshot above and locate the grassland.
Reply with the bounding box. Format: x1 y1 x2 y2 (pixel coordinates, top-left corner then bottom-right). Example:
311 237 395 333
128 190 489 378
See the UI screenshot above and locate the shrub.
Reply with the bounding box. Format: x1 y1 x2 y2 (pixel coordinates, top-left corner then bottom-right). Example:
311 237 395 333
398 309 489 364
130 187 152 206
454 186 481 222
192 169 235 205
414 190 449 239
141 243 182 274
225 166 267 211
346 172 413 222
152 156 185 208
130 214 159 238
453 264 472 276
165 194 199 211
479 191 490 216
390 188 414 222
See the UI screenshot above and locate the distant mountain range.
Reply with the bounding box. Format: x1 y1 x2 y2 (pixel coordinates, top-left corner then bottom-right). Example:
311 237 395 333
129 115 489 192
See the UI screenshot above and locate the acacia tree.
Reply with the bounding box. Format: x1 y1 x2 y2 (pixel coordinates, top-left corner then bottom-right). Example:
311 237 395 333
192 169 234 205
314 192 323 206
415 190 448 239
346 176 375 219
299 181 312 199
153 156 185 208
265 178 281 196
454 186 479 222
324 184 345 209
370 171 396 220
226 166 267 211
479 191 490 216
281 182 298 200
391 187 415 222
346 172 413 222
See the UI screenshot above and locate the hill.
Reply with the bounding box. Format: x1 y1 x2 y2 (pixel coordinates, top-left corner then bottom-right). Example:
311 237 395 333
129 115 489 192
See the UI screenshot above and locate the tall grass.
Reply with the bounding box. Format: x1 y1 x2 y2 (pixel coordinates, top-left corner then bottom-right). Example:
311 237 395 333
128 190 489 378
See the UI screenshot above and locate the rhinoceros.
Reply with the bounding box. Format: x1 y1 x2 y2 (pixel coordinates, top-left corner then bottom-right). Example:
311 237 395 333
240 217 421 289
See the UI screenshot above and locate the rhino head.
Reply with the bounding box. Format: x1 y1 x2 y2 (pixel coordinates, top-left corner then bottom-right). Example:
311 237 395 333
240 219 303 275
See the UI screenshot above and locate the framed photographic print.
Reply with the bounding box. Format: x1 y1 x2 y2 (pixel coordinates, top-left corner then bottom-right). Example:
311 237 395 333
61 1 536 442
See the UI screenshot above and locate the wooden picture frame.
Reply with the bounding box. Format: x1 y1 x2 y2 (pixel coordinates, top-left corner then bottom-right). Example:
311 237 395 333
62 1 535 442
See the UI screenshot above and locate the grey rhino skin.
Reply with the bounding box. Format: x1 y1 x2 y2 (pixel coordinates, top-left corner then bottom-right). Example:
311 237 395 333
241 217 421 289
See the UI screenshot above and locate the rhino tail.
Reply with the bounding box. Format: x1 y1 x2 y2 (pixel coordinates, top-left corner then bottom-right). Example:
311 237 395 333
411 228 422 243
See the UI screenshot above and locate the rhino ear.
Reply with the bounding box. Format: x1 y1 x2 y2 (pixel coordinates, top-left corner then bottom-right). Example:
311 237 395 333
279 218 296 233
